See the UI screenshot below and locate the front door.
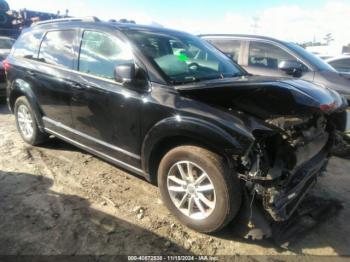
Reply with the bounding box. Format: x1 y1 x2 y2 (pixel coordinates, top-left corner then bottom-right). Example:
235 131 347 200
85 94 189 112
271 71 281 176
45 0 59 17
70 30 143 167
244 41 309 78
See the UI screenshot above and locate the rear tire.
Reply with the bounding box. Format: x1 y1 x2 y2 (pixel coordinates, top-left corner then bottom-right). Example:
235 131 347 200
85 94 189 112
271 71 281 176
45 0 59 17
158 145 241 233
14 96 48 146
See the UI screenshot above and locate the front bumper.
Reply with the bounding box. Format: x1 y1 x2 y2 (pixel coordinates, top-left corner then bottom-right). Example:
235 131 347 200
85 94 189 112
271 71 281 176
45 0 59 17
263 149 328 221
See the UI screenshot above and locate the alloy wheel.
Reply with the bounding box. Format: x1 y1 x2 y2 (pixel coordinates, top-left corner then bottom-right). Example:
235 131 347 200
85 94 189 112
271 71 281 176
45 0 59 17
17 104 34 140
167 161 216 220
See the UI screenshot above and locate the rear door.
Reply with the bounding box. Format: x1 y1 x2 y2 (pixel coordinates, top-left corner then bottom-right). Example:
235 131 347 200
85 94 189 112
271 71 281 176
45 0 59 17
35 29 79 128
7 30 44 101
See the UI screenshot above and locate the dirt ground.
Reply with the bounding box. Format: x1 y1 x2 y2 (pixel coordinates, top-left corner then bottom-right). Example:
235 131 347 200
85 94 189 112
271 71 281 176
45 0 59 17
0 101 350 259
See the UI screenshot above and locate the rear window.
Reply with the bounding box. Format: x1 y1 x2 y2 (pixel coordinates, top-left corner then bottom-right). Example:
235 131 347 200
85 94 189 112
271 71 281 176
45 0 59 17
38 30 76 69
12 31 43 59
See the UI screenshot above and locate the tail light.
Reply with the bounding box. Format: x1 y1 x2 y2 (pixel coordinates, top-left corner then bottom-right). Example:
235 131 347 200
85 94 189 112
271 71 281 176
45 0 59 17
2 59 10 72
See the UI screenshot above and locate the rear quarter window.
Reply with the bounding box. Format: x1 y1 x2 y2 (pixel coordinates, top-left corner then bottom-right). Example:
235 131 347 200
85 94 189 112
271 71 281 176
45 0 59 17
12 31 43 59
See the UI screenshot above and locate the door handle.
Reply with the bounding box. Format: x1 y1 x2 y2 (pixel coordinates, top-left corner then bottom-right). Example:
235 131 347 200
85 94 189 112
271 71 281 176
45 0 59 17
69 83 86 90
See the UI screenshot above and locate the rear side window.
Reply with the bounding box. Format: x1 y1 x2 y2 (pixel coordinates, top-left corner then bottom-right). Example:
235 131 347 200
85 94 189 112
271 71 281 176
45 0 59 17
78 31 133 79
249 41 297 69
207 39 241 62
38 30 76 69
12 31 43 59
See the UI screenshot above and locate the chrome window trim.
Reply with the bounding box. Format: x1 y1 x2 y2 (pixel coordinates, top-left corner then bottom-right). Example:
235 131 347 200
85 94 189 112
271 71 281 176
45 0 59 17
12 56 153 90
12 56 121 86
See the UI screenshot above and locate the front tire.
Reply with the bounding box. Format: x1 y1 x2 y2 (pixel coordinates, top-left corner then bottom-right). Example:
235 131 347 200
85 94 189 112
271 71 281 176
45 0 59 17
158 145 241 233
332 131 350 158
14 96 48 145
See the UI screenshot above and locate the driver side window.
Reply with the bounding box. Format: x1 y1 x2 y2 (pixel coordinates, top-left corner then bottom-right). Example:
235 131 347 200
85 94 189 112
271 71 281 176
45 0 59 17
249 41 304 70
78 31 133 80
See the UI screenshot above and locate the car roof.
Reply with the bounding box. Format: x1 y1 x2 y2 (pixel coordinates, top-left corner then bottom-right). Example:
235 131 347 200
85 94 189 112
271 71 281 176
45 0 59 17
30 18 190 36
199 34 288 44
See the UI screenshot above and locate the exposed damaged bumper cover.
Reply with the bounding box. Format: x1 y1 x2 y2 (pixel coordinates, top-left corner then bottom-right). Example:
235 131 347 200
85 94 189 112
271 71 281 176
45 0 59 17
263 149 328 221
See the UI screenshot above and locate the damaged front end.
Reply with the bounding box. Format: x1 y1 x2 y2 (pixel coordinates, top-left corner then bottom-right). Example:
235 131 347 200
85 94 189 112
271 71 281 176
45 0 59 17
238 113 331 222
227 80 348 243
177 76 347 242
233 112 344 244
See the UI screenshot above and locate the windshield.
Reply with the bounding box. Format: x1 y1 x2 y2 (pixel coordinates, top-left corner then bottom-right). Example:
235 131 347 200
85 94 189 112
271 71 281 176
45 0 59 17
0 38 15 50
124 29 244 84
286 42 337 72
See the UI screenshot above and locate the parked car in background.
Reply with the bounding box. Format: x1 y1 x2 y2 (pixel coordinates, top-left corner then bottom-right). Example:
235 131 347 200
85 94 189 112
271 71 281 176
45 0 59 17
200 35 350 96
0 36 14 99
200 34 350 155
326 55 350 80
4 19 347 239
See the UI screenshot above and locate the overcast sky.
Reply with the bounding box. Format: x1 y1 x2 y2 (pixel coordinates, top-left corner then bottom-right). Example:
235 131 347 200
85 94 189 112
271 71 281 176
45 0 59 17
7 0 350 45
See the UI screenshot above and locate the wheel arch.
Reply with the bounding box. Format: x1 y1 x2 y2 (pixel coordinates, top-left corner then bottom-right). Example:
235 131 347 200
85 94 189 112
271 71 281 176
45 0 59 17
9 79 44 131
141 116 253 184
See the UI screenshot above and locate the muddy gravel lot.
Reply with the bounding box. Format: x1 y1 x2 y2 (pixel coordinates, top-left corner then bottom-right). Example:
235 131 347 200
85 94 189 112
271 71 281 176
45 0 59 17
0 101 350 259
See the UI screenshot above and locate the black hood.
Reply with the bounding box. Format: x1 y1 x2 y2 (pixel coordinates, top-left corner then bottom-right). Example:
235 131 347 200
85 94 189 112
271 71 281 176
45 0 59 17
176 75 347 119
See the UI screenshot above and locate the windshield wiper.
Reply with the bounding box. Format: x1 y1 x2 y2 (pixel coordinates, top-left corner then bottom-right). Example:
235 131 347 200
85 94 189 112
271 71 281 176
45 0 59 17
171 72 245 85
195 73 243 81
170 77 201 85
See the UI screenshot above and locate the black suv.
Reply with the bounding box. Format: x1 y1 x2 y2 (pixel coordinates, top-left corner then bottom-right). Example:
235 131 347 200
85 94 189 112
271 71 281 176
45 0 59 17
5 18 347 236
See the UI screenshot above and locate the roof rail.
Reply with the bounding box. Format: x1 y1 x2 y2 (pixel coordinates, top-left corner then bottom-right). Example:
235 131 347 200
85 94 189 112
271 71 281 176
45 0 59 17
32 16 100 26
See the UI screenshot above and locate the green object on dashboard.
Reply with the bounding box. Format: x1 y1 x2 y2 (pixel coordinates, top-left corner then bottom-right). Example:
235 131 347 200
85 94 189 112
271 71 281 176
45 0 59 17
178 53 188 62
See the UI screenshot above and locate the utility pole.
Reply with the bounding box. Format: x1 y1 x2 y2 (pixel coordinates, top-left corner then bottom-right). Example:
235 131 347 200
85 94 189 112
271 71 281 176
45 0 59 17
251 16 260 34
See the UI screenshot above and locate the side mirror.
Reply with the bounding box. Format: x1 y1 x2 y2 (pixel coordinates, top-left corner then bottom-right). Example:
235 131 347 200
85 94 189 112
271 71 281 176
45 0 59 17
114 63 149 90
278 60 303 77
114 63 136 85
